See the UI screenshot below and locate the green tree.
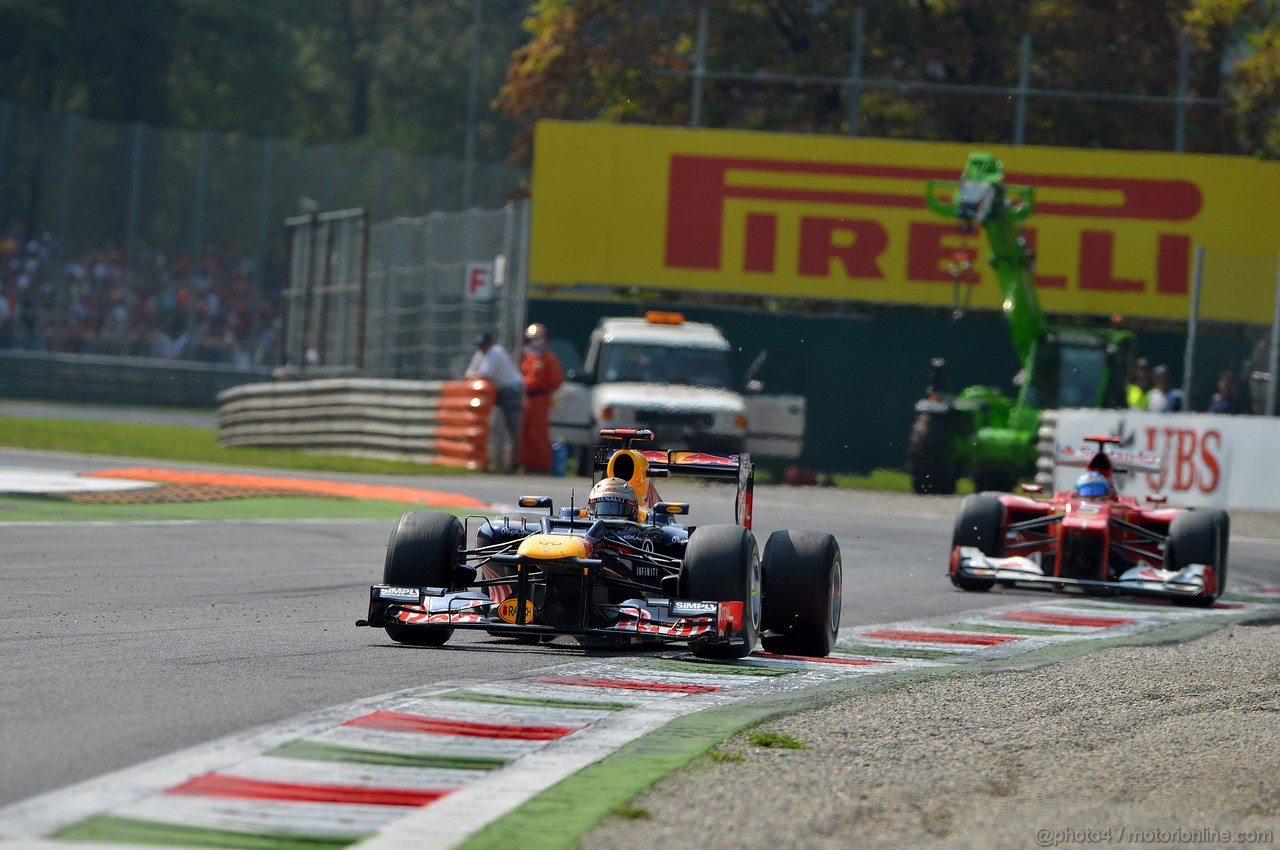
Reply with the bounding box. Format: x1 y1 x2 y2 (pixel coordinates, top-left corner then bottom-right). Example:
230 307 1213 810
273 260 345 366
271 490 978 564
496 0 1261 162
1185 0 1280 157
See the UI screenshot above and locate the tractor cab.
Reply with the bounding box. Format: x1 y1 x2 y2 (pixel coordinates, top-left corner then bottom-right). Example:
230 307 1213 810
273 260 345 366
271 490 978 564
1021 330 1135 410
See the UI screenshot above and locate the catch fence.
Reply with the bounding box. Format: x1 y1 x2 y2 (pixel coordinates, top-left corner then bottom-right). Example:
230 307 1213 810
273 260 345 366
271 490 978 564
280 202 530 381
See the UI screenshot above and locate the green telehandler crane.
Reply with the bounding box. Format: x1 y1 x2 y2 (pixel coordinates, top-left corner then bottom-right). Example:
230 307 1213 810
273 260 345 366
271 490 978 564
905 152 1136 495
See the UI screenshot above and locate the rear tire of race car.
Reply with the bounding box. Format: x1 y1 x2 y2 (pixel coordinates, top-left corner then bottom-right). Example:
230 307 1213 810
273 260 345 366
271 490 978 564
680 525 760 659
1167 509 1230 607
950 493 1004 592
382 511 465 646
907 413 959 495
760 530 842 657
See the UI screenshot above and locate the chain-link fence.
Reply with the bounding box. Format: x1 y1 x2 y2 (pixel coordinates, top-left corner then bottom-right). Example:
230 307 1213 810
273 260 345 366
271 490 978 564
0 102 527 367
281 202 529 381
1183 249 1280 415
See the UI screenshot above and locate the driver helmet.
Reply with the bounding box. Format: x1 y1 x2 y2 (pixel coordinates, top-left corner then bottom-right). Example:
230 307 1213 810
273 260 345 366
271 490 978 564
1074 471 1112 499
588 477 638 520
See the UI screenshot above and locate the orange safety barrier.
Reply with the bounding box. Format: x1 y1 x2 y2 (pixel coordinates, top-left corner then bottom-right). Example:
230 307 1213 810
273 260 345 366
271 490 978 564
435 380 497 470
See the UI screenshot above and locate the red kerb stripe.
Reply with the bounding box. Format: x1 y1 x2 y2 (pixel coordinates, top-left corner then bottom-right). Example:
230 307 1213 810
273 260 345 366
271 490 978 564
862 629 1017 646
343 710 576 740
540 676 718 693
166 773 450 807
1003 611 1132 628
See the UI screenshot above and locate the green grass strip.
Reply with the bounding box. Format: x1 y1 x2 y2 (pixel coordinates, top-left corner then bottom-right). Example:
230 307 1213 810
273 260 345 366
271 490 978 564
267 740 506 770
53 815 352 849
946 622 1072 637
438 689 635 712
832 644 957 660
0 495 448 524
627 658 794 677
1223 593 1280 604
0 416 462 476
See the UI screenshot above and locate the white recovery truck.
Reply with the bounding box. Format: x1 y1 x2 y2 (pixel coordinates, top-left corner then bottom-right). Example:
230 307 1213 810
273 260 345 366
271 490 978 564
549 311 805 467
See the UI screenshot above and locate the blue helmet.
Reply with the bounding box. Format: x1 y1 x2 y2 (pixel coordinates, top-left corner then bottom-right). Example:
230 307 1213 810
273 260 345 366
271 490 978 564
1074 471 1112 498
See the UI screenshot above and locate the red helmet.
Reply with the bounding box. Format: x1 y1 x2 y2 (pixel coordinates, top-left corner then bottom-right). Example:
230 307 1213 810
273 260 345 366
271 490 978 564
588 477 638 519
525 323 548 343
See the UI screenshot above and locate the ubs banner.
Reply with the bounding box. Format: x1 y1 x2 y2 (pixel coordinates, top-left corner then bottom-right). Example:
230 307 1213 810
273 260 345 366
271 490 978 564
1053 409 1280 511
529 121 1280 323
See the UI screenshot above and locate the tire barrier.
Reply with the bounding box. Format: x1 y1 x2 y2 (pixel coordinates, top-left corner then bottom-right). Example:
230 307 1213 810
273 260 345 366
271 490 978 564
1035 409 1059 486
216 378 495 470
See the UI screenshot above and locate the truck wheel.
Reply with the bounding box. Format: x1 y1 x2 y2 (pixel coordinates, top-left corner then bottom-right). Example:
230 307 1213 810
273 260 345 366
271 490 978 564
950 494 1004 592
907 413 959 495
382 511 465 646
680 525 760 659
1167 510 1229 607
760 531 842 657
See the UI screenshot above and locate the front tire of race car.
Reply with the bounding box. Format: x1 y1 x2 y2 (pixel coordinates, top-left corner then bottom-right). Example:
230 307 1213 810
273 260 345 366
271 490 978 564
382 511 465 646
950 493 1005 592
680 525 760 659
760 530 841 657
1167 509 1230 607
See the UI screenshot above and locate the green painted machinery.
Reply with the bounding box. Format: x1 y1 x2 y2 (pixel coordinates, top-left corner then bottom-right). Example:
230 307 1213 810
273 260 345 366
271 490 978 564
906 153 1136 494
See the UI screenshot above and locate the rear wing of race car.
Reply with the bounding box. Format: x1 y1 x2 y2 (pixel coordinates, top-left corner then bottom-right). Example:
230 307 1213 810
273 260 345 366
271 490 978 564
1055 434 1163 475
591 428 755 529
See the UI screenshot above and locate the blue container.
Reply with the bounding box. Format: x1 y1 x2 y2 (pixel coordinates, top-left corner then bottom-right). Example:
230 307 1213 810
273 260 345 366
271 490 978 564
551 441 568 477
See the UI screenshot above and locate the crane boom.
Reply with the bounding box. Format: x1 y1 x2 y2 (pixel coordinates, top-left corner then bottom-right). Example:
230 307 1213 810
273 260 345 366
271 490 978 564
924 152 1046 363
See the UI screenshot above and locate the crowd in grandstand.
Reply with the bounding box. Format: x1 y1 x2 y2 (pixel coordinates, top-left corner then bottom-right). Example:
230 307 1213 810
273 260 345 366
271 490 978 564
0 224 281 367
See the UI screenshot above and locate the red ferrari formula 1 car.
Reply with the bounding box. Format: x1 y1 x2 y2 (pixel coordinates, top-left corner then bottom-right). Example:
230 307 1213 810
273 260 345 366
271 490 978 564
948 435 1229 606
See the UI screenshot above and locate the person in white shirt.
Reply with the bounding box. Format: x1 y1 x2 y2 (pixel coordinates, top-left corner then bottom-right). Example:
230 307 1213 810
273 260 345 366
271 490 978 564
465 331 524 471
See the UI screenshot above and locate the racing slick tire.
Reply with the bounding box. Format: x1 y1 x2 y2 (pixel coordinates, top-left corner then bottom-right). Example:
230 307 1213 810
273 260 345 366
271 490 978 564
382 511 465 646
907 412 959 495
680 525 761 659
950 493 1005 592
1167 509 1230 607
759 530 842 657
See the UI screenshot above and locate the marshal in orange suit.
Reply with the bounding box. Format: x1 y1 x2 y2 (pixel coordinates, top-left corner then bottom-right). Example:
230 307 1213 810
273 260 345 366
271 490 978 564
519 323 564 473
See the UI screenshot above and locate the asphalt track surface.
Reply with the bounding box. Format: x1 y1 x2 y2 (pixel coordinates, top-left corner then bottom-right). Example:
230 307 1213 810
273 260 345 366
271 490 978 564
2 444 1279 820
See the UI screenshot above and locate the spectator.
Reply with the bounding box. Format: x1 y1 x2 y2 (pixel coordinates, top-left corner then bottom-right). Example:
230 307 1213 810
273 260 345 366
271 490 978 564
519 322 564 474
1207 370 1240 414
1150 365 1185 412
1127 357 1153 410
465 331 524 472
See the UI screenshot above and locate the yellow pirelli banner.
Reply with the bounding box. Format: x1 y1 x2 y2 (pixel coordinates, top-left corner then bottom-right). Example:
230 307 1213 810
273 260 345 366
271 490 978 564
529 120 1280 323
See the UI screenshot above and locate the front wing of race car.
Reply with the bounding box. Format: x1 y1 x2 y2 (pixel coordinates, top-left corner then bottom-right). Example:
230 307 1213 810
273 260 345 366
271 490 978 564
950 546 1218 602
360 582 749 648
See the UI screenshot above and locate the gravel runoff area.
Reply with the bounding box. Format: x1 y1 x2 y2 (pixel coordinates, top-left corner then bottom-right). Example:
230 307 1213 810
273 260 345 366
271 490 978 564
579 618 1280 850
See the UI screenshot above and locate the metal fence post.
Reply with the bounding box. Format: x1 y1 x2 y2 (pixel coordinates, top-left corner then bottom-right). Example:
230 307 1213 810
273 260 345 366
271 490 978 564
463 0 482 209
1175 33 1189 153
52 114 78 352
847 7 865 137
1014 34 1031 146
1268 251 1280 416
691 0 709 128
0 101 11 225
191 129 210 270
1183 245 1204 407
123 122 144 290
321 144 335 212
251 136 276 355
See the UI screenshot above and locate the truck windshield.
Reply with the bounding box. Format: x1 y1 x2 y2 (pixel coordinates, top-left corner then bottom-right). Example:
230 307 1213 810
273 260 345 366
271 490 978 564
599 343 733 388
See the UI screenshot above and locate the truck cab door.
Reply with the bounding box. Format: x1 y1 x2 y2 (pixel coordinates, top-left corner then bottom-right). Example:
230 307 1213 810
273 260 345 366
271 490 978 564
745 393 806 459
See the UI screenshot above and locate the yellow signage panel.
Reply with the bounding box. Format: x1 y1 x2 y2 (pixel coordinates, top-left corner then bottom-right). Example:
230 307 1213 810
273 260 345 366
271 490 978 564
530 121 1280 323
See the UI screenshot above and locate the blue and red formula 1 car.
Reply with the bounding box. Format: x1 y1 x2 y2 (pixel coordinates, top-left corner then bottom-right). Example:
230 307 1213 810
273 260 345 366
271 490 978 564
359 429 843 658
949 435 1229 606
